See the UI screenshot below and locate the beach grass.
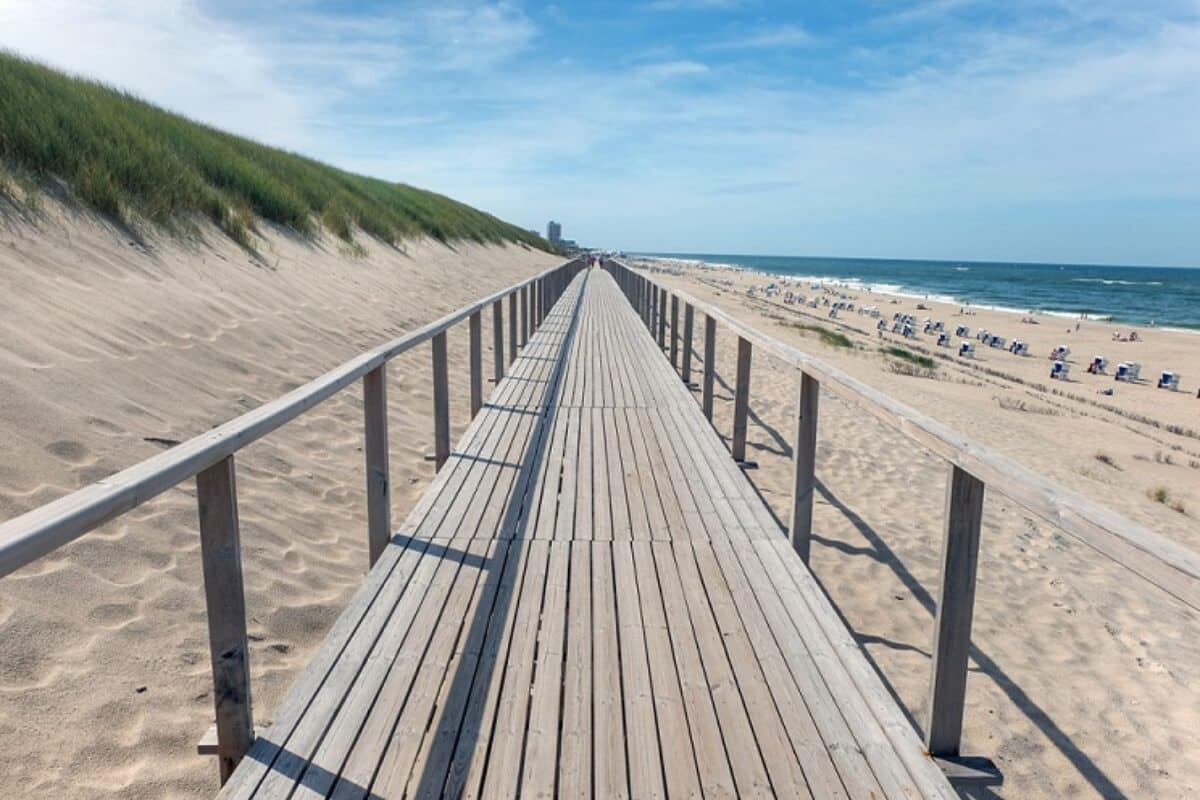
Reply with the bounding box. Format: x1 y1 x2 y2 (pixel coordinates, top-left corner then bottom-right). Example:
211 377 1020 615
881 345 937 369
787 322 854 348
0 51 549 251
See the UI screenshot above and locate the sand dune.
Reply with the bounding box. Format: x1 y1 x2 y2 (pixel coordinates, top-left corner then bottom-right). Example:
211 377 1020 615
0 201 558 798
644 258 1200 799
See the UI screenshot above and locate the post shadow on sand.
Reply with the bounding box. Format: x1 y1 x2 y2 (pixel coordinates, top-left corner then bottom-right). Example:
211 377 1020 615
804 477 1127 800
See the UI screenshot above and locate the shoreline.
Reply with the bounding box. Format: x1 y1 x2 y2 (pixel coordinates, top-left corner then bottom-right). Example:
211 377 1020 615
631 254 1200 333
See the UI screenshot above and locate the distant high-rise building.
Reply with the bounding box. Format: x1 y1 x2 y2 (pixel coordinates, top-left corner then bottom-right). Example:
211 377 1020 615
546 220 562 243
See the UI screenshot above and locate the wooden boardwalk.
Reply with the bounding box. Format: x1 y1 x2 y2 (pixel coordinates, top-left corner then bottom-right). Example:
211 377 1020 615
218 268 955 799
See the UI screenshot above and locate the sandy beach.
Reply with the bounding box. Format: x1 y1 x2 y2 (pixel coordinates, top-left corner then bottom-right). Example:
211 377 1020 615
632 255 1200 798
0 202 558 798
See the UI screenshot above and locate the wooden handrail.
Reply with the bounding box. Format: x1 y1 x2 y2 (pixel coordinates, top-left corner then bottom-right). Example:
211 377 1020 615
0 259 581 580
0 255 583 783
606 255 1198 775
608 259 1200 610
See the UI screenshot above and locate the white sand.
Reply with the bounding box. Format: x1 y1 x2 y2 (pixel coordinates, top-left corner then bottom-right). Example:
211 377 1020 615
0 201 558 797
638 256 1200 799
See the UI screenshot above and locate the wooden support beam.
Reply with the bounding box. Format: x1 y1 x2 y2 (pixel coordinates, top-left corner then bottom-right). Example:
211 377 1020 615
657 288 667 348
519 285 528 347
926 465 986 757
195 456 254 785
731 336 752 462
649 282 658 332
362 365 390 567
469 310 483 418
682 303 695 385
492 299 505 382
431 331 450 470
670 295 680 369
508 291 518 363
788 372 819 563
702 315 717 421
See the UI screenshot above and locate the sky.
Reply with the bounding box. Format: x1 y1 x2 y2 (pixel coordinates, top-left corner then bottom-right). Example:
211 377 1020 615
1 0 1199 266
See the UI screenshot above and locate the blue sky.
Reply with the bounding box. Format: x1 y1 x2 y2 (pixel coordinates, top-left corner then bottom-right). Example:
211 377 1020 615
2 0 1199 266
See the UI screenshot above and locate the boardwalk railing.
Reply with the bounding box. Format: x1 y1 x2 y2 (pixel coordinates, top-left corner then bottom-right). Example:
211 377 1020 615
604 257 1200 766
0 256 584 783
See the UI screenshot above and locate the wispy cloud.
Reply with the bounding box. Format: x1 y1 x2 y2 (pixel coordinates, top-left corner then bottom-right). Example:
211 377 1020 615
0 1 1198 264
706 24 814 51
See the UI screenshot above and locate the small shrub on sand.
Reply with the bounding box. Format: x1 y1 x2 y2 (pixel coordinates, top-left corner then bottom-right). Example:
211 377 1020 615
881 346 936 370
788 322 853 348
1094 452 1121 470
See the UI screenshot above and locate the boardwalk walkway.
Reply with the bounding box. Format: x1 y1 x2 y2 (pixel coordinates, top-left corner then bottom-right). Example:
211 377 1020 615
219 268 955 799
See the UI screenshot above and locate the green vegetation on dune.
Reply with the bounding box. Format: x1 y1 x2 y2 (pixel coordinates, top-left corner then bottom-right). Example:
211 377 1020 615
0 51 549 251
786 321 854 348
881 346 937 369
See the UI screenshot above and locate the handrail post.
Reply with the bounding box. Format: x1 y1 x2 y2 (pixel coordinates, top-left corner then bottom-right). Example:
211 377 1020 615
432 331 450 470
195 456 254 785
363 365 390 567
492 299 505 382
682 303 695 385
519 285 528 347
657 288 667 348
469 310 483 417
508 291 518 363
702 315 716 420
670 295 680 369
732 336 752 462
789 372 819 562
926 465 986 757
649 282 657 331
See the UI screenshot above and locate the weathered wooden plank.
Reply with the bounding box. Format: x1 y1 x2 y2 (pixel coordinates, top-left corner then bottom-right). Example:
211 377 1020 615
669 294 680 369
469 309 483 418
681 302 695 385
702 314 716 421
731 335 752 462
492 299 505 382
789 371 819 563
432 330 451 470
508 290 518 363
926 465 986 757
195 456 254 785
362 364 391 567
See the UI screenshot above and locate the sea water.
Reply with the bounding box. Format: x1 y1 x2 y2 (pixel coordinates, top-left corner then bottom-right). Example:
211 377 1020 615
635 253 1200 331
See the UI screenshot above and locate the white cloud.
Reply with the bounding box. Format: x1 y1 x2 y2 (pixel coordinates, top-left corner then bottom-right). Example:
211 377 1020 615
706 24 814 50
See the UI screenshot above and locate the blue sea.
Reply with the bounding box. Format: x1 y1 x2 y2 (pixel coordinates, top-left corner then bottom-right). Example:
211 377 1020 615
635 253 1200 331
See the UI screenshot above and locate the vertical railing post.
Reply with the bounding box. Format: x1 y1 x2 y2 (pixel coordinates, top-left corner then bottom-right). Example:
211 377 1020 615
431 331 450 470
508 291 517 363
657 288 667 348
469 310 483 418
670 295 680 369
926 465 986 757
519 285 528 347
195 456 254 785
731 336 752 462
363 365 390 567
682 303 695 385
788 372 819 562
649 282 657 331
702 315 716 421
492 299 505 382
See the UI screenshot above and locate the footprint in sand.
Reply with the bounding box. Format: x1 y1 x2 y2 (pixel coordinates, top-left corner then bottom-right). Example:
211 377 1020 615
44 439 91 464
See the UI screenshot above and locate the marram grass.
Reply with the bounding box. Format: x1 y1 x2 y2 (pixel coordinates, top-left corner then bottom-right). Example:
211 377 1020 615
0 50 549 252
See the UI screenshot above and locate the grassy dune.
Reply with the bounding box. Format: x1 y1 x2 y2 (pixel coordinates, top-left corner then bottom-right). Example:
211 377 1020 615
0 51 548 251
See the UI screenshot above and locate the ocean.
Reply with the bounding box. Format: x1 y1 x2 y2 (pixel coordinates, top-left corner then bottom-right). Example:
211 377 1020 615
634 253 1200 331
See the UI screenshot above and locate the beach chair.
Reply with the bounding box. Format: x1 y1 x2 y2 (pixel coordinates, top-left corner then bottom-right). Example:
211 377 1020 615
1050 360 1070 380
937 332 950 347
1157 371 1180 390
923 322 934 334
1015 341 1030 355
955 325 969 338
989 336 1006 348
1050 345 1071 360
959 341 975 358
1090 356 1107 374
1115 362 1141 382
903 325 915 338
